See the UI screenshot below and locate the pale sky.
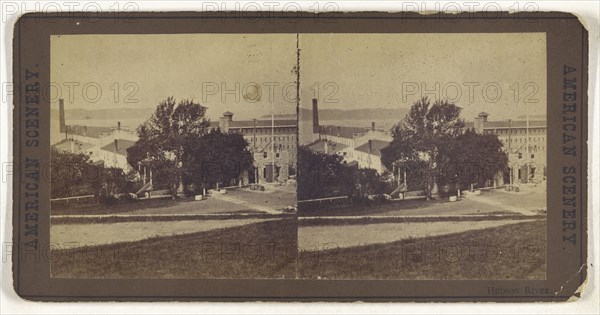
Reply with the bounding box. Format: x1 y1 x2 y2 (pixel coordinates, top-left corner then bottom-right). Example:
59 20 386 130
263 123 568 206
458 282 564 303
299 33 547 121
51 34 298 121
51 33 546 125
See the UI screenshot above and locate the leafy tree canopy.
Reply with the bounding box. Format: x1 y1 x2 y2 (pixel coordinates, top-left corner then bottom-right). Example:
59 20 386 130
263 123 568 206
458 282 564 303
127 97 253 194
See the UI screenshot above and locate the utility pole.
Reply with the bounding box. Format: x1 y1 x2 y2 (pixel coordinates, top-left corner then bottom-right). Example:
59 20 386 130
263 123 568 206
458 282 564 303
526 114 530 184
508 119 512 188
271 104 275 182
253 118 258 184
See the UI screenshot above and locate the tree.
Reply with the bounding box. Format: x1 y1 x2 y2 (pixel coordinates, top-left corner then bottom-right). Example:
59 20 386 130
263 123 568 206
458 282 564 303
184 128 253 192
51 149 138 200
437 128 508 194
127 97 210 195
381 97 464 198
50 148 99 198
297 146 355 200
354 168 388 198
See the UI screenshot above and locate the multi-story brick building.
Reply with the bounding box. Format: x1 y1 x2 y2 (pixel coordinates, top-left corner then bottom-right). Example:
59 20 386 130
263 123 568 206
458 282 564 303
215 111 298 183
466 112 547 185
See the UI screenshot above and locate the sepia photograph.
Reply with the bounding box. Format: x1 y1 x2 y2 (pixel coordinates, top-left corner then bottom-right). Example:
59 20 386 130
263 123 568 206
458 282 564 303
48 32 549 281
49 34 299 279
297 33 547 280
9 9 591 302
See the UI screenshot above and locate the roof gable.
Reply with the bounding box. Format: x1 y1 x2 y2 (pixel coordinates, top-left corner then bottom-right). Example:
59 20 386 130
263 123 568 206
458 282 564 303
354 139 390 156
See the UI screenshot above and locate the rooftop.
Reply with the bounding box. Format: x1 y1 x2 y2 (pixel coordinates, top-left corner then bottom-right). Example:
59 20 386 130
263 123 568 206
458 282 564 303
99 139 137 156
354 139 391 156
306 140 349 154
320 125 370 139
210 119 298 129
66 125 114 138
52 139 95 154
464 120 547 129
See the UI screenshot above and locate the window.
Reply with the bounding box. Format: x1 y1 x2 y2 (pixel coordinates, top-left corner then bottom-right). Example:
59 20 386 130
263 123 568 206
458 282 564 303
263 152 267 158
531 154 535 159
518 153 522 159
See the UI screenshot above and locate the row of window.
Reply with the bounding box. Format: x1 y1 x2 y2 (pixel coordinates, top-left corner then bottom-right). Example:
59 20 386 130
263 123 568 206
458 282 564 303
247 135 296 143
500 137 546 144
518 153 536 160
231 127 296 135
487 128 546 135
513 145 545 155
323 136 353 147
259 151 296 159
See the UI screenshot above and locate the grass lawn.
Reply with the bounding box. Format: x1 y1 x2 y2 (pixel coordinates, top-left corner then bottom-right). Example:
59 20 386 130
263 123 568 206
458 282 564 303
51 218 297 279
299 188 545 217
298 214 545 227
52 196 266 216
298 219 546 280
299 198 438 217
52 213 293 225
52 198 186 215
229 189 297 210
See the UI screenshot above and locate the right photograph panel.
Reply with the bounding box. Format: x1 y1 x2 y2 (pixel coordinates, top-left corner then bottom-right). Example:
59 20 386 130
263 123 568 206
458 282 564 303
297 33 547 280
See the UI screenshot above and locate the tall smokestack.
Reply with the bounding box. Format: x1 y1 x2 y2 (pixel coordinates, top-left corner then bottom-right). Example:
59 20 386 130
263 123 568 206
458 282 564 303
312 98 319 135
59 99 66 133
117 121 121 131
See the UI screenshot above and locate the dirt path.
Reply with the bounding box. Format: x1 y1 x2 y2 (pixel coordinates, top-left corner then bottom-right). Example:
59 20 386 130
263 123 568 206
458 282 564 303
51 218 274 248
211 193 282 214
298 219 536 251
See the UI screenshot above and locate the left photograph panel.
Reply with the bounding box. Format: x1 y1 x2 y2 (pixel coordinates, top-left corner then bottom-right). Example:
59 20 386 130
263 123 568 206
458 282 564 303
48 34 298 279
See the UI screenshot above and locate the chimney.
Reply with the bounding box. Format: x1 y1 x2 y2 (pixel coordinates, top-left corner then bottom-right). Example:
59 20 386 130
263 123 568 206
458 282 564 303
474 117 484 134
59 98 66 133
478 112 489 122
219 117 230 133
371 122 375 132
83 125 87 137
222 111 234 122
114 139 119 153
117 121 121 131
312 99 320 135
368 139 373 154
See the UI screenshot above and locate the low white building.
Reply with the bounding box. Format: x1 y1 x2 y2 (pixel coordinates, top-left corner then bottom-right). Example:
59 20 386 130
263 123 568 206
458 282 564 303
308 124 392 175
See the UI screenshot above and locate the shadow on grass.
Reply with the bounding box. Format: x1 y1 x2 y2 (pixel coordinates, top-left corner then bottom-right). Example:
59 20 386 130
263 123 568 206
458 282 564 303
51 218 298 279
298 219 546 280
298 214 545 227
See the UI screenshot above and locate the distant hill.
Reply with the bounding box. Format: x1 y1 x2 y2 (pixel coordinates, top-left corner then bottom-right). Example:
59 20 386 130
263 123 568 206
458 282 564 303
51 107 155 121
267 107 410 121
